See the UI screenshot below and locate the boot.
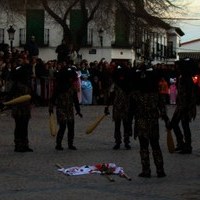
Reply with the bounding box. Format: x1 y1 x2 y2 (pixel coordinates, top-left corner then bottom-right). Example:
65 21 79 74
175 142 185 152
152 150 166 177
14 140 33 152
23 139 33 152
138 150 151 178
14 145 25 152
113 143 120 150
55 145 64 151
14 139 23 152
124 143 131 150
67 122 76 150
68 142 77 150
179 144 192 154
15 145 33 152
68 145 77 150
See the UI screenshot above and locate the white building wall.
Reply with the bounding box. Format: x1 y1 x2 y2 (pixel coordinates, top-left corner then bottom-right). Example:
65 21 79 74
79 48 111 62
44 16 64 47
79 47 135 63
0 5 182 65
179 41 200 52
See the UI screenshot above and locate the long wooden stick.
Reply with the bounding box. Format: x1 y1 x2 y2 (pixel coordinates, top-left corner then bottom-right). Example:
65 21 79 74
121 173 132 181
86 114 106 134
3 95 31 106
55 163 63 169
167 129 175 153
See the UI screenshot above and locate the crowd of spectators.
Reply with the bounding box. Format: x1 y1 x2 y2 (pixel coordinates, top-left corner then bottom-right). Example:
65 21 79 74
1 44 200 106
0 46 125 106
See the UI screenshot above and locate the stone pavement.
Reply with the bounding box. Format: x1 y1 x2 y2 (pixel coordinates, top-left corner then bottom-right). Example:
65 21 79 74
0 105 200 200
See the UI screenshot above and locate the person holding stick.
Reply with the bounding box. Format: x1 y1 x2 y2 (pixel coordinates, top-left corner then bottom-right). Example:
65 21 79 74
1 59 33 152
49 66 82 151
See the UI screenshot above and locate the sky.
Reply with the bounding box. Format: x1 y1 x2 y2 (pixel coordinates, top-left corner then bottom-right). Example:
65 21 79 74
173 0 200 43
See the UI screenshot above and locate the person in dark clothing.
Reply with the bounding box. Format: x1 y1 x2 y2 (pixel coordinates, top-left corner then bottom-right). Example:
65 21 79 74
8 63 33 152
89 61 102 104
49 67 82 150
104 65 132 150
169 59 197 154
55 40 70 63
24 36 39 59
30 57 46 106
130 63 168 178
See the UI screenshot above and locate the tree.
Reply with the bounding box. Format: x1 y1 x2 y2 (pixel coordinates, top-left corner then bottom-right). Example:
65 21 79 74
41 0 183 50
41 0 102 50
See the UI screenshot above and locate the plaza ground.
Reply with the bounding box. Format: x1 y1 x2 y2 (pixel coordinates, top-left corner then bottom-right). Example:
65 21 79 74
0 105 200 200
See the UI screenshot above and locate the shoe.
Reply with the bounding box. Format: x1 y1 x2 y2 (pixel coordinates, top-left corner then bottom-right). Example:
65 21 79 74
157 171 166 178
14 148 25 152
113 144 120 150
179 149 192 154
175 146 183 152
68 145 77 150
55 145 64 151
125 144 131 150
138 172 151 178
24 147 33 152
14 147 33 152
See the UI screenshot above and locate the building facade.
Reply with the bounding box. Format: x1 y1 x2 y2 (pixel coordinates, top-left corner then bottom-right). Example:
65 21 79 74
179 38 200 60
0 2 184 65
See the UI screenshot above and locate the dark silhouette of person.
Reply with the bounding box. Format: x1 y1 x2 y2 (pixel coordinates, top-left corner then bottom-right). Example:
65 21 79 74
24 35 39 59
55 40 70 63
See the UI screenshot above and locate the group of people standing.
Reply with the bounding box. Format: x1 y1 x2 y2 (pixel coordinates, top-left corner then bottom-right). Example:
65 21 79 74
103 58 197 178
0 37 198 178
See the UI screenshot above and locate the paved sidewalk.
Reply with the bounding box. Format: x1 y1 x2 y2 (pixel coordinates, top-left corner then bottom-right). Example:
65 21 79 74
0 105 200 200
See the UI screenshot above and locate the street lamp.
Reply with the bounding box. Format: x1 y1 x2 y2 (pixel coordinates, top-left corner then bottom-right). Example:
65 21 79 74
98 28 104 47
7 25 16 52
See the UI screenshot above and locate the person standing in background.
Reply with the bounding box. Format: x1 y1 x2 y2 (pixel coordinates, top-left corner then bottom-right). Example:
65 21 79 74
80 60 93 105
24 36 39 59
158 77 169 104
55 39 70 64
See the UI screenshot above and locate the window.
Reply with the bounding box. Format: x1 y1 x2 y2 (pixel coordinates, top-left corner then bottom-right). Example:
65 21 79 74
114 9 130 47
70 9 88 46
26 9 44 46
44 29 49 46
19 28 26 46
167 41 173 58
